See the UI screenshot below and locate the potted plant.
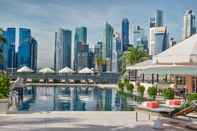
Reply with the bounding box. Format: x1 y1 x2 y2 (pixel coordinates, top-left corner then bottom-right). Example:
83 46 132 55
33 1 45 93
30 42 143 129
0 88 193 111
118 80 124 92
137 85 145 98
127 83 134 94
187 93 197 102
162 88 174 99
147 86 157 100
0 74 10 114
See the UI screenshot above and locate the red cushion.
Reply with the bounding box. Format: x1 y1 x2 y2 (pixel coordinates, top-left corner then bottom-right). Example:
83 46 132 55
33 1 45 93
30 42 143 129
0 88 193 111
147 101 159 108
169 99 181 105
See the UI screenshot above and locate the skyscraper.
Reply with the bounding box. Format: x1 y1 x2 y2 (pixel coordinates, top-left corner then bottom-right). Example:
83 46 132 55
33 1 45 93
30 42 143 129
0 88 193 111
76 42 89 70
4 28 16 72
18 28 31 68
102 22 114 72
182 10 196 40
149 27 169 56
74 27 87 69
133 26 148 52
122 18 129 51
156 10 163 27
30 38 38 71
54 29 72 71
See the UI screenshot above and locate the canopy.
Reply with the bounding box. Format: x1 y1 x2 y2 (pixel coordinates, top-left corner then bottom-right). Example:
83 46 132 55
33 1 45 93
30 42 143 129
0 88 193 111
127 34 197 75
79 67 94 74
153 33 197 64
17 66 34 73
39 67 55 73
59 66 74 73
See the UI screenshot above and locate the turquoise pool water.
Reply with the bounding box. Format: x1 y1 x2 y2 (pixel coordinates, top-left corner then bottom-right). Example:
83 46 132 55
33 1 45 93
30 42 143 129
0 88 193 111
19 86 135 111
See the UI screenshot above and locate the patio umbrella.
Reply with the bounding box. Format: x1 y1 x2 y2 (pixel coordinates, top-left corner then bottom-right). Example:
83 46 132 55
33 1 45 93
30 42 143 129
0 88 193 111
78 67 94 74
39 67 55 74
59 66 74 73
17 66 33 73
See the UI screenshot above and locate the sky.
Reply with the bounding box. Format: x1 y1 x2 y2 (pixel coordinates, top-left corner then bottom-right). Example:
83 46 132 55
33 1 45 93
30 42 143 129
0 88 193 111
0 0 197 68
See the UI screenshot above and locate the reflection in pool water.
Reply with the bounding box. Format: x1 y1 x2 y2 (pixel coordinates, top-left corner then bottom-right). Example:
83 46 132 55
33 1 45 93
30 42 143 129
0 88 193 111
19 86 136 111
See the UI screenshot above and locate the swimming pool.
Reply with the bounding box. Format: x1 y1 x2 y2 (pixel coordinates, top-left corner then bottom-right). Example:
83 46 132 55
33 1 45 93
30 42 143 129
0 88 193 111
19 86 136 111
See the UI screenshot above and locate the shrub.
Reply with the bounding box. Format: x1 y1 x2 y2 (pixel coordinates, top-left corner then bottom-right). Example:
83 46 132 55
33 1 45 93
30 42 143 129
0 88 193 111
187 93 197 102
162 88 174 99
127 83 134 94
124 78 129 87
147 86 157 100
137 85 145 98
0 74 10 99
118 81 124 92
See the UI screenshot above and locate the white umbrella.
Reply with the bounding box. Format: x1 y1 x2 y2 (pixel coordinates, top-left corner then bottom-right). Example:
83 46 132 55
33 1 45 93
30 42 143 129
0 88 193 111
17 66 33 73
79 67 94 74
59 66 74 73
39 67 55 73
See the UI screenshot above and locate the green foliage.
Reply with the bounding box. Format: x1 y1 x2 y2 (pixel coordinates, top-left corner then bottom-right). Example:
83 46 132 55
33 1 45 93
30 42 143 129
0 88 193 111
137 85 145 98
118 80 124 92
147 86 157 100
127 83 134 94
162 88 174 99
0 74 10 99
124 78 129 87
187 93 197 102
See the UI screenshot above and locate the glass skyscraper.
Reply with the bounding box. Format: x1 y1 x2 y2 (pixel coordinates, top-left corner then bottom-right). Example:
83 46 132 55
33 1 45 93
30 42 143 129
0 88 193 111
102 22 114 72
30 38 38 71
54 29 72 71
182 10 196 40
4 28 16 71
156 10 163 27
18 28 31 68
122 18 129 51
74 27 87 69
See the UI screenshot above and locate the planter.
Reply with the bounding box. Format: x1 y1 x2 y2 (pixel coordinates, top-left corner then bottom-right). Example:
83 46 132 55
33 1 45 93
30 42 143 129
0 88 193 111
0 98 9 114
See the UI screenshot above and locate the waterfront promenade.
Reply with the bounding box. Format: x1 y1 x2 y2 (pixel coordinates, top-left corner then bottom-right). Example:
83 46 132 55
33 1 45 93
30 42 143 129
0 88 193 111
0 112 196 131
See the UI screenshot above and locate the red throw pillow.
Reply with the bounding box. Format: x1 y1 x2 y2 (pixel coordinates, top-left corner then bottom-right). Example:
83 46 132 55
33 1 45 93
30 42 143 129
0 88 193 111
147 101 159 108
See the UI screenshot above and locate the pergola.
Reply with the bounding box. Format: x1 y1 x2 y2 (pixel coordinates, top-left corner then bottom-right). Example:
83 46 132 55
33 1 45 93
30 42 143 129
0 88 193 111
127 33 197 93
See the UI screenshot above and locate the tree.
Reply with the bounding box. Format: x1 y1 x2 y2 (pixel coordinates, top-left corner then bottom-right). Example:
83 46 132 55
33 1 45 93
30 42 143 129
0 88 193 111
122 47 150 66
0 28 6 64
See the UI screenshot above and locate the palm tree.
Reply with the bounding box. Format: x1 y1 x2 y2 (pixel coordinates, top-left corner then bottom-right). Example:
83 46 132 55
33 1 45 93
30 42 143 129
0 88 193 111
0 28 6 64
121 47 150 73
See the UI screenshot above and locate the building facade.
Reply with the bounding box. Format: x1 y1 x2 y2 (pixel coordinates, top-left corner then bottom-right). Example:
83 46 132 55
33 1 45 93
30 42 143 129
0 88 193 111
182 10 196 40
30 38 38 71
122 18 129 51
102 23 114 72
54 29 72 71
76 42 89 70
149 26 169 56
18 28 32 68
74 27 87 69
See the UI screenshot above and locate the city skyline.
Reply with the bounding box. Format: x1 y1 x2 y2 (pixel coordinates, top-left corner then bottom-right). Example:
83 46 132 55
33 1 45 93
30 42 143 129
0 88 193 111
0 0 197 68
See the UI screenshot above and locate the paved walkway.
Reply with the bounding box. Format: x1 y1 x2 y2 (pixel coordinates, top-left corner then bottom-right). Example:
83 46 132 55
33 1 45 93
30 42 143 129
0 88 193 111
0 112 195 131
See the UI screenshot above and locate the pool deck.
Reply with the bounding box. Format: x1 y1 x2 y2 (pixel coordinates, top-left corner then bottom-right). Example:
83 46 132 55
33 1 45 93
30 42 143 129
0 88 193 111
0 111 196 131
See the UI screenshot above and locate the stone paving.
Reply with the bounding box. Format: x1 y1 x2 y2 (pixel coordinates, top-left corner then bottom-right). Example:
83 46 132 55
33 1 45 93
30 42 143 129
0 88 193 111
0 112 195 131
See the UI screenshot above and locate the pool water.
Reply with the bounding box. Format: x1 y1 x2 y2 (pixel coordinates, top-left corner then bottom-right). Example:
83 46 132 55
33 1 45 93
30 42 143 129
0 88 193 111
19 86 136 111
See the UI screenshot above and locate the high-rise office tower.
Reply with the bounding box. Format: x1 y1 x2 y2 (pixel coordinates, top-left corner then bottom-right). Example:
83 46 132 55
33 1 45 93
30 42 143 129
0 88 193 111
156 9 163 27
133 26 148 52
4 28 16 72
182 10 196 39
122 18 129 51
149 26 169 56
88 49 95 69
30 38 38 71
115 32 122 53
54 29 72 71
18 28 31 68
76 42 89 70
94 41 103 72
74 27 87 69
149 10 163 28
102 22 114 72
